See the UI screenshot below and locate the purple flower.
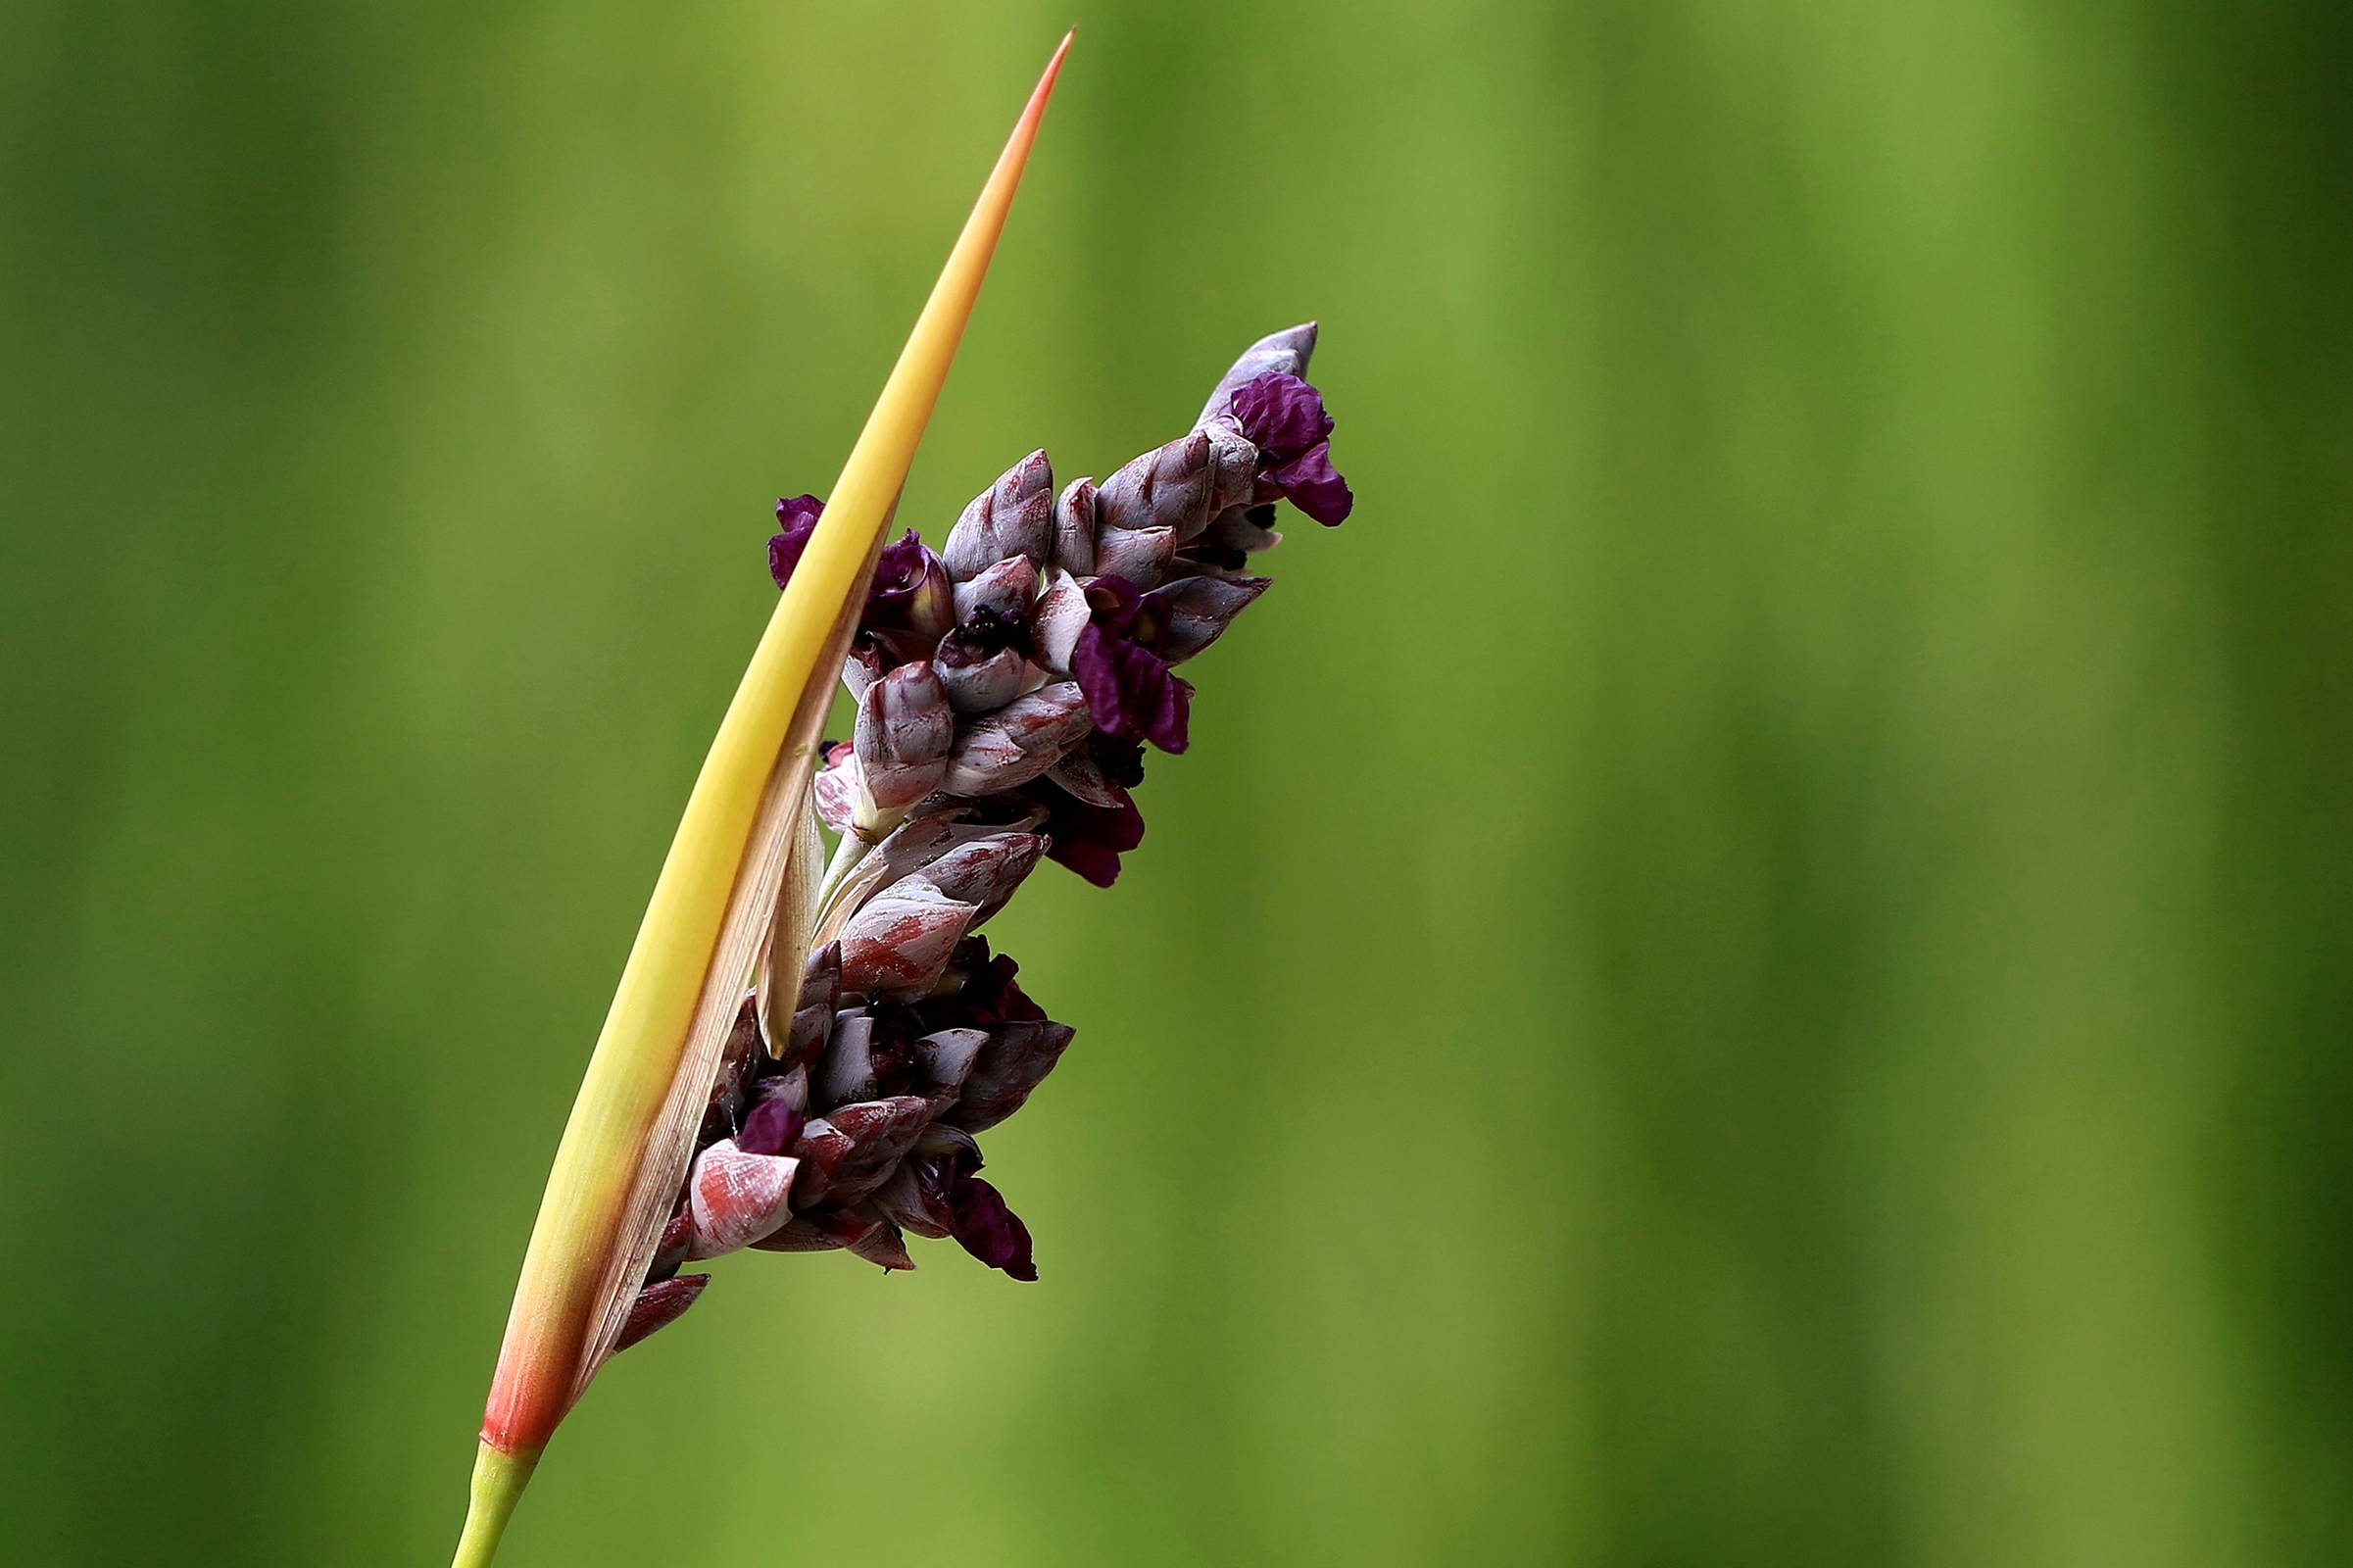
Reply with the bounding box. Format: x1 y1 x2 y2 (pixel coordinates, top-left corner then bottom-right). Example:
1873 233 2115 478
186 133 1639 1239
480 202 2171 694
1026 774 1145 888
863 530 956 662
767 494 826 588
1071 576 1194 753
949 1170 1037 1280
898 1141 1037 1281
1229 371 1353 526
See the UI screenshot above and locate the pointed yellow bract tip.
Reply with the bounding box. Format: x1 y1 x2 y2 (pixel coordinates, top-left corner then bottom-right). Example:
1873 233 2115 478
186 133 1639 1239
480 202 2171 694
459 37 1072 1564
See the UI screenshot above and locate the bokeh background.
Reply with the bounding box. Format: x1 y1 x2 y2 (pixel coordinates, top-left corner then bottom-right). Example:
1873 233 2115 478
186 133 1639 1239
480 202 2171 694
3 2 2348 1564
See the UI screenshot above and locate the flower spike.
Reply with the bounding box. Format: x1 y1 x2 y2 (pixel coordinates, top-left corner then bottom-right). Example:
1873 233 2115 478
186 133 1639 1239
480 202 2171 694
451 32 1072 1568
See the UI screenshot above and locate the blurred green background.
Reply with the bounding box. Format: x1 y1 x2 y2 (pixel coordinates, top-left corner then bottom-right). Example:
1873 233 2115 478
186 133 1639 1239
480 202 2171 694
3 1 2348 1564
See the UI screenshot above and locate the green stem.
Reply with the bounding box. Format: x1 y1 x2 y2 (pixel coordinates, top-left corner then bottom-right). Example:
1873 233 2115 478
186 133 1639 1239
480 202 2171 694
451 1444 538 1568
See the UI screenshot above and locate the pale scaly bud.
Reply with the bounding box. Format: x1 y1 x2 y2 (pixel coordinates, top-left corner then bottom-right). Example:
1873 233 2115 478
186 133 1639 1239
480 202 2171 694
809 1095 938 1207
1031 568 1092 674
936 637 1028 714
912 832 1045 923
1204 426 1260 514
1099 431 1215 541
837 877 980 998
941 681 1093 795
1195 321 1318 430
814 744 862 835
866 800 1048 889
1052 477 1098 576
812 1009 878 1107
842 637 892 703
1144 574 1270 664
783 1116 854 1206
947 1019 1076 1133
952 554 1039 625
1093 524 1176 589
855 662 954 830
942 449 1054 581
916 1027 990 1093
685 1140 802 1257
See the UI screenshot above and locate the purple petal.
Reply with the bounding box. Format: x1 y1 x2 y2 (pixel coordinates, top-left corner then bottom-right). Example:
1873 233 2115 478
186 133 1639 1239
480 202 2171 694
949 1174 1038 1281
1072 626 1193 754
1270 441 1353 526
767 494 826 589
1228 371 1334 460
738 1096 806 1157
1028 779 1146 888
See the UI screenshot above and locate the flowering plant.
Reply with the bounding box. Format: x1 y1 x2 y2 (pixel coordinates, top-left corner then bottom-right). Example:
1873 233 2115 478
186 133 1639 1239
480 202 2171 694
448 36 1349 1566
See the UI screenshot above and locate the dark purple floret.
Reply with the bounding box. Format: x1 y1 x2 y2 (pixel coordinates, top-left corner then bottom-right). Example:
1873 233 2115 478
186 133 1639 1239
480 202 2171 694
1229 371 1352 526
1026 776 1146 888
951 1175 1037 1280
958 944 1047 1026
767 494 826 588
615 1273 710 1351
1072 575 1194 754
737 1096 806 1158
861 530 956 662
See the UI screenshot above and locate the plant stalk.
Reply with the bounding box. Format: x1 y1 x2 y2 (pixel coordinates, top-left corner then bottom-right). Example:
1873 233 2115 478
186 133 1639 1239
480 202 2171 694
451 1445 537 1568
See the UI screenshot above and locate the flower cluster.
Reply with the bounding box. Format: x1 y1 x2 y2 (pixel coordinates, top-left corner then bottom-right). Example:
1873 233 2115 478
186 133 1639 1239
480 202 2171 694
616 325 1348 1349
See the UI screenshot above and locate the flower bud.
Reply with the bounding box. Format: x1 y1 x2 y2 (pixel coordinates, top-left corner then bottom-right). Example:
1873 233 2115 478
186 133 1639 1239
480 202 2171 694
841 635 892 703
1196 503 1282 564
1143 574 1269 664
1044 746 1125 808
785 1116 854 1206
814 744 862 835
737 1092 806 1157
686 1139 802 1257
1053 477 1099 576
698 992 765 1145
1030 568 1092 674
750 1208 875 1254
916 1027 990 1093
1204 426 1260 514
912 832 1044 923
813 1094 938 1207
1194 321 1318 430
861 530 956 662
812 1008 877 1108
648 1200 696 1282
947 1019 1076 1133
778 941 840 1067
855 662 954 828
935 636 1028 714
952 554 1039 626
1099 432 1215 541
1093 524 1176 590
837 876 980 999
941 681 1094 796
942 450 1054 580
613 1273 710 1351
768 494 826 589
949 1173 1038 1281
849 1216 915 1271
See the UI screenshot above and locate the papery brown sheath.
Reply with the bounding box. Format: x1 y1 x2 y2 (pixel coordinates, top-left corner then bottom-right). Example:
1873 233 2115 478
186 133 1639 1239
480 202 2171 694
448 34 1072 1568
